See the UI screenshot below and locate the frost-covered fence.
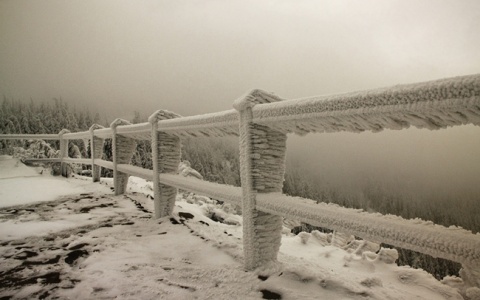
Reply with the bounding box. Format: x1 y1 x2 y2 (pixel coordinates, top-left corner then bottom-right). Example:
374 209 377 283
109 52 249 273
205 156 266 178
1 74 480 287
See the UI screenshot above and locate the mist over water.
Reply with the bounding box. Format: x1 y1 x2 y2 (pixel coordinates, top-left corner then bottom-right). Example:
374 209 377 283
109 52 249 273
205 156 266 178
286 124 480 209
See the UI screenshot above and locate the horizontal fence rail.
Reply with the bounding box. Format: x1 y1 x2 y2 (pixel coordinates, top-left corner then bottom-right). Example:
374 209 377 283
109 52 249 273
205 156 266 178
1 74 479 288
22 158 61 163
0 134 60 140
256 193 480 267
92 159 114 170
63 158 92 165
63 131 91 140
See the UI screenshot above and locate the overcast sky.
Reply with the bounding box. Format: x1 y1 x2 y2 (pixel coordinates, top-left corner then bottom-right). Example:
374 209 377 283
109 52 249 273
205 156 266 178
1 0 480 196
1 0 479 118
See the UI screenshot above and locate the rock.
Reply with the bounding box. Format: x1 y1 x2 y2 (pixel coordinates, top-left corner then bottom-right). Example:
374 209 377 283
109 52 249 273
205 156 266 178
179 212 194 220
65 250 88 265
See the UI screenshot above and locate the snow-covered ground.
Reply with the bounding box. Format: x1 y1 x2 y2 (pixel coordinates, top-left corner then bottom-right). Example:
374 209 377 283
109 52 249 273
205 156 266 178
0 155 466 299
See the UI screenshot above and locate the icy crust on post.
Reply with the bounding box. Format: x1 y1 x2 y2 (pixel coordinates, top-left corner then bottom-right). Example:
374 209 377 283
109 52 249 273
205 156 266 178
235 89 286 270
58 128 71 138
110 118 131 129
149 110 182 218
247 124 286 269
111 118 137 195
256 193 480 267
58 129 71 177
89 123 104 134
250 124 286 192
252 74 480 134
233 89 284 111
89 124 105 182
156 131 181 216
148 109 182 124
92 127 113 139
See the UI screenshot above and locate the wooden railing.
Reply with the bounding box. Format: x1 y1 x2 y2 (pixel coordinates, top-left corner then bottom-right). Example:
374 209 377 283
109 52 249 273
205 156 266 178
1 74 480 288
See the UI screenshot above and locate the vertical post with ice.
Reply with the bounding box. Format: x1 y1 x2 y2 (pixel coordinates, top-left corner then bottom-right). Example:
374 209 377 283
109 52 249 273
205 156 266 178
234 90 287 271
110 118 136 195
58 129 70 177
149 110 182 218
89 124 105 182
460 265 480 293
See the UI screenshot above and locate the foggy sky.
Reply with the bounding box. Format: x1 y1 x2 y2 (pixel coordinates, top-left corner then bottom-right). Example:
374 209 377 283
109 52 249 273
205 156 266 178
1 0 480 194
1 0 479 118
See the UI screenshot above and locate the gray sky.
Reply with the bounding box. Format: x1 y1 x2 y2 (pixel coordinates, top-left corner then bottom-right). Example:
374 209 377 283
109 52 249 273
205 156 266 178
1 0 480 199
1 0 479 118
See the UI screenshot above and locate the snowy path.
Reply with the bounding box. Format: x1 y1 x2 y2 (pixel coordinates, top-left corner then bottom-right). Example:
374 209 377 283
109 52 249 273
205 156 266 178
0 155 111 208
0 192 263 299
0 156 465 299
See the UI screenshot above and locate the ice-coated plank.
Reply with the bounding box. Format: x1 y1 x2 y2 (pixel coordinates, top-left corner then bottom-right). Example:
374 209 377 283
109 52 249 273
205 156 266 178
117 164 153 180
115 122 151 140
83 110 239 139
63 131 91 140
256 192 480 267
117 131 151 140
39 75 480 141
155 109 239 137
252 74 480 134
92 127 113 139
22 158 61 163
93 159 114 170
159 173 242 206
0 134 60 140
63 158 91 165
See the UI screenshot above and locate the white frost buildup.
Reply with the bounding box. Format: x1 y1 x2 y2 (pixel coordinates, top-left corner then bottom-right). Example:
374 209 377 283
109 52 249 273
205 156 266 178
235 89 287 271
178 161 203 180
331 231 354 248
256 192 480 269
0 157 474 298
149 110 182 218
252 74 480 134
461 266 480 290
375 248 399 264
159 173 242 206
58 129 71 177
89 124 105 182
110 118 137 195
2 74 480 289
156 110 239 138
352 240 381 255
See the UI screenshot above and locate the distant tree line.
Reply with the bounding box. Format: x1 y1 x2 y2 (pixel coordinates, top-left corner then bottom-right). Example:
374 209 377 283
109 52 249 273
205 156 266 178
0 97 103 156
0 97 102 136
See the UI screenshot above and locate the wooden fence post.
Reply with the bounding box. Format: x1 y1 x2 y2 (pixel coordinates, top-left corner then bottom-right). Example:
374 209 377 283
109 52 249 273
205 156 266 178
110 119 136 195
58 129 70 177
89 124 105 182
148 110 182 218
234 90 287 271
460 265 480 291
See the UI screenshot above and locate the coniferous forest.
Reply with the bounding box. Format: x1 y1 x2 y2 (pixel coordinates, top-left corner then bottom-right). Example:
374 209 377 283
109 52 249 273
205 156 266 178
1 97 478 280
